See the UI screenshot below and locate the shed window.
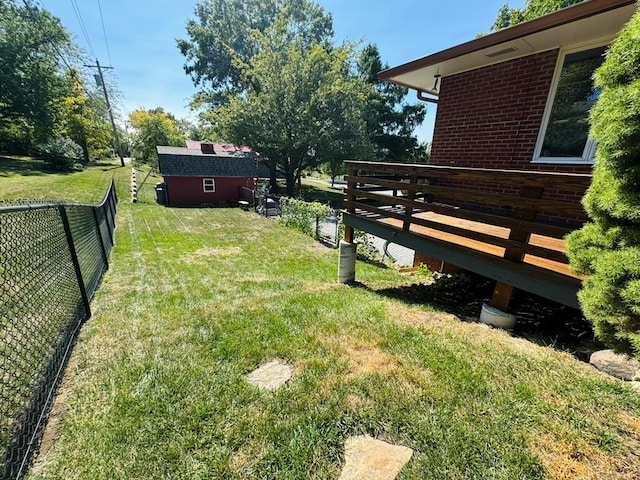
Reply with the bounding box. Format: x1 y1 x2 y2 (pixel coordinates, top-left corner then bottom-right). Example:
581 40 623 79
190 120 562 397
203 178 215 192
533 44 607 164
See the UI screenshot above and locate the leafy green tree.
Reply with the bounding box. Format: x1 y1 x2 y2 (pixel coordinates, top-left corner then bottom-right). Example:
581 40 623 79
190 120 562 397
58 70 114 163
129 108 186 162
0 0 77 153
491 0 584 31
177 0 333 107
566 9 640 356
356 44 426 162
209 19 373 196
179 0 426 194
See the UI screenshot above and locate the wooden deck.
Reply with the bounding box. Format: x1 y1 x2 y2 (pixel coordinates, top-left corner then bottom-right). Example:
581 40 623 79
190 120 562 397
363 209 580 278
342 161 592 310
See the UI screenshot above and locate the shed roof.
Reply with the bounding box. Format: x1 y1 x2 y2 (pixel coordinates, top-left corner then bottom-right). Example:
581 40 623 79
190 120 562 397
379 0 636 96
157 146 257 178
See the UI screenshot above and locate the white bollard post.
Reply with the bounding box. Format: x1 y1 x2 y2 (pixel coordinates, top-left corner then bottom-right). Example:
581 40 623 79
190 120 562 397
338 240 357 283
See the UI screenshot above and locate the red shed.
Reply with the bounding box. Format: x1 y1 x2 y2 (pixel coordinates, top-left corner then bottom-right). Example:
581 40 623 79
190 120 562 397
157 145 257 207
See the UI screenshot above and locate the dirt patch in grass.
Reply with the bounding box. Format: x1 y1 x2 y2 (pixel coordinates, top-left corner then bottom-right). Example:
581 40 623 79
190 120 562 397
529 432 640 480
28 349 80 476
182 246 242 263
344 340 399 378
302 281 340 293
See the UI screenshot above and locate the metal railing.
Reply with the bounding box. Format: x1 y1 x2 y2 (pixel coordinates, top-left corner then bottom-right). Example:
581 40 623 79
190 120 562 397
0 180 117 480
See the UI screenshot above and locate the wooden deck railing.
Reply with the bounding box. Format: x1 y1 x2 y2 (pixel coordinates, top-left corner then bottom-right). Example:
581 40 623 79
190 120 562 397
342 160 592 310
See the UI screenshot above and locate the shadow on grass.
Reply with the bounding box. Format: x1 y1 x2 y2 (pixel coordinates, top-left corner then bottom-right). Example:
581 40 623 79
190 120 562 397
298 182 345 209
356 271 601 361
0 155 123 177
0 155 49 177
93 159 127 171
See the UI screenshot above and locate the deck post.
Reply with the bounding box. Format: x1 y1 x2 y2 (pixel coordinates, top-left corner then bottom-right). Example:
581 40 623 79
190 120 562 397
491 185 544 311
344 165 357 243
403 173 418 231
339 164 360 282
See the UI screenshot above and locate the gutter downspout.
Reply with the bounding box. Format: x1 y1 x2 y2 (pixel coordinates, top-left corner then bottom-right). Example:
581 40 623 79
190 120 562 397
417 89 439 104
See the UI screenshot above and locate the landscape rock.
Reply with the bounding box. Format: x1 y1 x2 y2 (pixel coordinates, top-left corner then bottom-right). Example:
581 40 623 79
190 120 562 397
338 435 413 480
589 349 640 381
245 360 293 391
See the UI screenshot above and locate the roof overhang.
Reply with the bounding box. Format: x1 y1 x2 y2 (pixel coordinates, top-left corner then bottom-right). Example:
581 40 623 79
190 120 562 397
379 0 636 96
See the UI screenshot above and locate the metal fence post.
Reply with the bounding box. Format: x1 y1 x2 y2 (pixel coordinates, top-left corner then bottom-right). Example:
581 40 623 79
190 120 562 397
58 205 91 318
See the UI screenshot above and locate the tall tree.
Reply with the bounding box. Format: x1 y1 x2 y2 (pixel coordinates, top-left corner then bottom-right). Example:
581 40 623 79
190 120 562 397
58 70 113 163
357 44 427 163
209 19 373 195
566 9 640 357
491 0 584 31
129 108 186 162
0 0 77 152
177 0 333 108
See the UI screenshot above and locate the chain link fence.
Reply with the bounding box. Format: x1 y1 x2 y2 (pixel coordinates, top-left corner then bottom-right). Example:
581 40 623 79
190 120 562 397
0 180 117 480
267 195 415 266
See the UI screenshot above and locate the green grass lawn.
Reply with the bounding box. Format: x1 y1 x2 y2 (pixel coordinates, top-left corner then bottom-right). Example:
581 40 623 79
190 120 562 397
3 158 640 479
0 155 124 203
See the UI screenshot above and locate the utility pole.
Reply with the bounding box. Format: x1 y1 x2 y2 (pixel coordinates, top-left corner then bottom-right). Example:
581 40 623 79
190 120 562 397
85 59 124 167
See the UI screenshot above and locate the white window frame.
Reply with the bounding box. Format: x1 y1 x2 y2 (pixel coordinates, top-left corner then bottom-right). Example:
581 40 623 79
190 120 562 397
532 40 611 165
203 178 215 192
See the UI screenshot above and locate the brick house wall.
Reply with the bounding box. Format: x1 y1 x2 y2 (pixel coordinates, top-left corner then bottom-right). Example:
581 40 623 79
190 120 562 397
428 49 593 224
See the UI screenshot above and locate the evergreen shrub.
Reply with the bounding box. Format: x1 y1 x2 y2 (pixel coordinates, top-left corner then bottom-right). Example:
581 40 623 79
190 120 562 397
566 9 640 356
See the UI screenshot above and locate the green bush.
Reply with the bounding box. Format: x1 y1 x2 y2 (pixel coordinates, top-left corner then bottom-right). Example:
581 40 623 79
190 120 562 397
36 137 84 171
566 9 640 356
279 196 332 239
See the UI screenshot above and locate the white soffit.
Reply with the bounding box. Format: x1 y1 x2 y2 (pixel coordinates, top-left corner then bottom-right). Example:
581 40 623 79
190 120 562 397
386 3 636 95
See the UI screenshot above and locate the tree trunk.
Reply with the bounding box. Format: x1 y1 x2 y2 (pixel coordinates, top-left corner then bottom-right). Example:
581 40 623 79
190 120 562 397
269 161 278 193
285 168 296 197
79 135 90 165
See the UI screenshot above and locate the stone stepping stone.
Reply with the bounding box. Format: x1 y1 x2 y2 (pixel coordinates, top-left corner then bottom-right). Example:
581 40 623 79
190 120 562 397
245 360 293 391
590 349 640 381
339 435 413 480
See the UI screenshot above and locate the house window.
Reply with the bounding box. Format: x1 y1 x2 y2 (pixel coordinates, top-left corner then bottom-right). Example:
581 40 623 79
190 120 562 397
533 44 608 164
203 178 215 192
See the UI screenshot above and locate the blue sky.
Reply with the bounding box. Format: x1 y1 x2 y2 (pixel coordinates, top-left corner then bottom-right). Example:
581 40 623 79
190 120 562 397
45 0 524 142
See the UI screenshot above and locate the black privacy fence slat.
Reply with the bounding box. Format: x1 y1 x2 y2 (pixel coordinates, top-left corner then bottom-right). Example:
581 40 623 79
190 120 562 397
0 180 117 480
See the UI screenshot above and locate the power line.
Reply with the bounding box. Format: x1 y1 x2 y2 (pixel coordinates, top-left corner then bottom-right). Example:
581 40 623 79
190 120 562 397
96 0 112 67
24 0 124 144
69 0 95 56
22 0 74 72
22 0 111 121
